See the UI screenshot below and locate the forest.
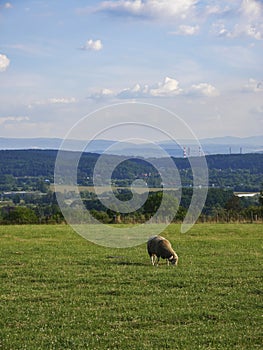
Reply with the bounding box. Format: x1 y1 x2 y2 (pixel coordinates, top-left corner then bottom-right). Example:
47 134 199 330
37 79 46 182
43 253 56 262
0 150 262 224
0 149 262 191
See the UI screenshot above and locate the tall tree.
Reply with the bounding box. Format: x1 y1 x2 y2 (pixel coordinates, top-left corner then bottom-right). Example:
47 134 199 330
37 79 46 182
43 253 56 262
259 183 263 206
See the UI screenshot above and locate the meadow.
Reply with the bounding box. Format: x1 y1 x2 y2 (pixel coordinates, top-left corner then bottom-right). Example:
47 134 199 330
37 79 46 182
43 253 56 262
0 223 262 349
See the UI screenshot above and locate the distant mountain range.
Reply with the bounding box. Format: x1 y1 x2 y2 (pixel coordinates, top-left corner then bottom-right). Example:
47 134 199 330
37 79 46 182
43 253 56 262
0 136 262 158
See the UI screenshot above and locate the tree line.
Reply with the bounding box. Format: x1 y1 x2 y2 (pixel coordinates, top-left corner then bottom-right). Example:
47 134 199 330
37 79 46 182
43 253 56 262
0 150 262 191
1 188 262 225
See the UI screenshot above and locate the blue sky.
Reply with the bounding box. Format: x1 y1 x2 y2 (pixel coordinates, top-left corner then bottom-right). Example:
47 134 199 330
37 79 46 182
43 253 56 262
0 0 262 140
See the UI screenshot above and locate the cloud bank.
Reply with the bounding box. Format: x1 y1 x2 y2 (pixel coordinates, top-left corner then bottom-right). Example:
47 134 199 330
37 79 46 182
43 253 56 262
97 0 197 20
95 0 263 40
89 76 219 99
212 0 263 40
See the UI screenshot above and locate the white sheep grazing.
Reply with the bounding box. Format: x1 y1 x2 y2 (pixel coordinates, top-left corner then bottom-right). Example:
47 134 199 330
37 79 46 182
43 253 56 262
147 235 178 266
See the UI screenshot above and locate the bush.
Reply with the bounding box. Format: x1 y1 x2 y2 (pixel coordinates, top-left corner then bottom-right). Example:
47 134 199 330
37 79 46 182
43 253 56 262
1 206 38 224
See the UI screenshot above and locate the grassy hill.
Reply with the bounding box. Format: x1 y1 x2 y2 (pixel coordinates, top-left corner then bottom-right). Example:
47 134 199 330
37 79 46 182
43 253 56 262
0 224 262 349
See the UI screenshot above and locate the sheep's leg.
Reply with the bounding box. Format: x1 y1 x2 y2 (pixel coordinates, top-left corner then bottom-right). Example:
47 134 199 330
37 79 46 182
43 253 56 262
150 255 155 266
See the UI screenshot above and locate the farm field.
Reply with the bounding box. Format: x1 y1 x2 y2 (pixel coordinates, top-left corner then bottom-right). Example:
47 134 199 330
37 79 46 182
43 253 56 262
51 184 167 194
0 224 262 349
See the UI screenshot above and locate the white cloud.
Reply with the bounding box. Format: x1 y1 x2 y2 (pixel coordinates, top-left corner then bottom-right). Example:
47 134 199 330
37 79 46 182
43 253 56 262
212 22 232 38
149 77 183 96
95 1 263 40
0 116 29 125
218 27 230 38
97 0 198 20
190 83 220 97
251 105 263 116
0 54 10 72
118 83 145 98
241 0 263 18
99 0 143 15
81 39 103 51
170 24 199 36
230 0 263 40
89 77 220 100
205 0 263 20
89 77 184 99
243 78 263 92
228 22 263 40
89 88 115 99
244 24 262 40
28 97 77 108
208 1 263 40
4 2 13 9
47 97 77 104
205 4 226 16
117 77 183 98
0 2 13 9
213 22 263 40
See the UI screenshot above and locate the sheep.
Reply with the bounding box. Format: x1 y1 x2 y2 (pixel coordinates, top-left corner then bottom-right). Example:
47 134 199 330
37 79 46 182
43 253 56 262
147 235 178 266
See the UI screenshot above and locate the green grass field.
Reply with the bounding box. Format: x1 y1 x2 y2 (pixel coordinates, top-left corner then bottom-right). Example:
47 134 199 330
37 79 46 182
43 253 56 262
0 224 262 349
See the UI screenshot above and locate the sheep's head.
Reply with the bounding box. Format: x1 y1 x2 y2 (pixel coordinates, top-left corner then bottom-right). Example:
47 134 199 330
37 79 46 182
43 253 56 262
168 254 178 266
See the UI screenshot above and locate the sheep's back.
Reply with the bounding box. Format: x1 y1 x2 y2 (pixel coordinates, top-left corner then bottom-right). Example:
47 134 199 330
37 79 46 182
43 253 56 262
147 236 171 257
157 239 173 259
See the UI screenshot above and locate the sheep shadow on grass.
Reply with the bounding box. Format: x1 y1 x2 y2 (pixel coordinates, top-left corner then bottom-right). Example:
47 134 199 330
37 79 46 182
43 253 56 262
106 255 148 266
